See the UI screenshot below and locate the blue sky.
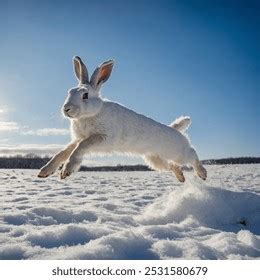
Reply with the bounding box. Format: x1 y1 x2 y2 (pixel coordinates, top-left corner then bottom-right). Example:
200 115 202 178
0 0 259 164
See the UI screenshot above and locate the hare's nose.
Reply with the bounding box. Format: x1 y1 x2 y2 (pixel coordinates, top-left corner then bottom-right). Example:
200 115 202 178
63 104 73 114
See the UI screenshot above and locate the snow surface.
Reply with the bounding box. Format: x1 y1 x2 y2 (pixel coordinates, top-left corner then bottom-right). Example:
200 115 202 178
0 164 260 260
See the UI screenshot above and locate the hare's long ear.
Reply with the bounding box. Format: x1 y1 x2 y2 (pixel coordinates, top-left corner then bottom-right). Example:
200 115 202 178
73 56 89 84
90 60 114 89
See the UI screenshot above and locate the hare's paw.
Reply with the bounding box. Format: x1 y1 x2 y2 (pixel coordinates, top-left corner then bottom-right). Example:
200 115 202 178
198 165 207 180
171 165 185 183
60 160 80 179
38 164 56 178
194 162 207 181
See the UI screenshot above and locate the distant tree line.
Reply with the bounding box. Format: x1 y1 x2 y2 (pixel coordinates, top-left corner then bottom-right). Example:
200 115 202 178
0 155 259 170
0 156 50 169
202 157 260 165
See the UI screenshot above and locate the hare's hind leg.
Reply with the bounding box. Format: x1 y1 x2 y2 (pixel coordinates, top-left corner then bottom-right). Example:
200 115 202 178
169 163 185 183
187 147 207 180
193 160 207 180
144 155 185 182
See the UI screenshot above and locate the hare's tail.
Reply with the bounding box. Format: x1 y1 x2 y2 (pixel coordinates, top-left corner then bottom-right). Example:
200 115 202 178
170 116 191 133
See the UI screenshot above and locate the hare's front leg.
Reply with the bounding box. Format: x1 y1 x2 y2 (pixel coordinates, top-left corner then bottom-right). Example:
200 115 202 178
60 134 105 179
38 141 78 178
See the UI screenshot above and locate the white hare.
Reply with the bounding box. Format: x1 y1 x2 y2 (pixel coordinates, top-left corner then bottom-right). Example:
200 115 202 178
38 56 207 182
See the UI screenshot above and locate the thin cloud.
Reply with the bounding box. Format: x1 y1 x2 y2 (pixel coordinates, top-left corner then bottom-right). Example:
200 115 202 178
0 144 64 156
22 128 70 136
0 121 19 131
0 106 69 136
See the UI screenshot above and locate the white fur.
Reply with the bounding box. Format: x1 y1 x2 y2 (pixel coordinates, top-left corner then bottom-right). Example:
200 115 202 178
38 56 207 182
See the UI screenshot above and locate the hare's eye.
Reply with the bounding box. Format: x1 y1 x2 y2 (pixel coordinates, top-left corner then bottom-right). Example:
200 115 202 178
82 92 88 100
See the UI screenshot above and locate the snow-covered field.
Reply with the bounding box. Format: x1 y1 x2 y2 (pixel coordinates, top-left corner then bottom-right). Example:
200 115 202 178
0 164 260 260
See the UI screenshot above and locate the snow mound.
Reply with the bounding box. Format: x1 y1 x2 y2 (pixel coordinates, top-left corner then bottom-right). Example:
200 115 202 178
137 177 260 234
134 174 260 259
